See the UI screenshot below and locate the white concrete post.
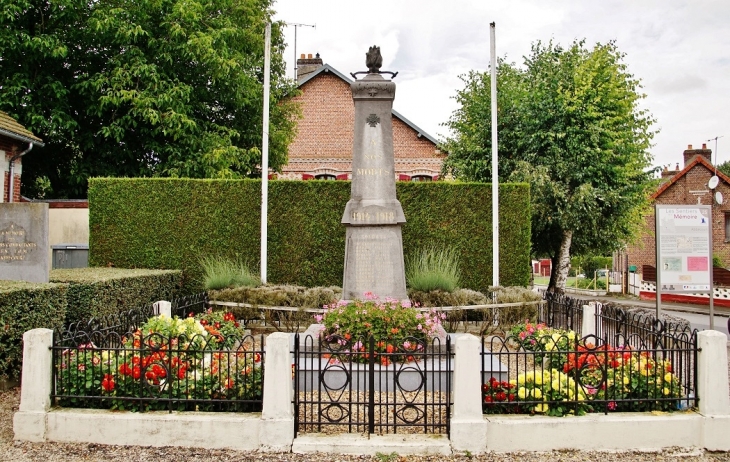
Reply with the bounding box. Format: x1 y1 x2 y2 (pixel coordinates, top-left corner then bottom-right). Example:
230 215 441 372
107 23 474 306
153 300 171 317
13 328 54 441
259 332 294 452
450 334 487 454
697 330 730 451
697 330 729 416
581 303 597 338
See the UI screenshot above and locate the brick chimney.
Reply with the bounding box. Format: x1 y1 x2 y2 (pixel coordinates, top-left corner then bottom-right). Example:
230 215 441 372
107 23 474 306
296 53 323 82
683 143 712 166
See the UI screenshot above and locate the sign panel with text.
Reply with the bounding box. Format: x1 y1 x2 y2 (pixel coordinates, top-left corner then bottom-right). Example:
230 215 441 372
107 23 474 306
655 205 711 292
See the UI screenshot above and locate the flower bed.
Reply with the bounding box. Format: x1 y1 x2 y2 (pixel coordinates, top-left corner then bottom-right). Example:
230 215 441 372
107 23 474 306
482 321 693 416
53 309 264 412
316 293 446 365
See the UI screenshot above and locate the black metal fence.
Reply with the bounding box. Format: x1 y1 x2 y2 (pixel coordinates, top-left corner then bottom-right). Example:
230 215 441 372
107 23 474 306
481 330 697 415
541 292 584 334
52 329 264 413
60 293 209 344
51 292 264 412
481 293 700 415
293 333 452 435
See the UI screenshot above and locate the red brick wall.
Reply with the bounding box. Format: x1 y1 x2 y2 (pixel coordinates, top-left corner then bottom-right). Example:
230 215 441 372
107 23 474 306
625 159 730 275
282 73 445 179
2 137 24 202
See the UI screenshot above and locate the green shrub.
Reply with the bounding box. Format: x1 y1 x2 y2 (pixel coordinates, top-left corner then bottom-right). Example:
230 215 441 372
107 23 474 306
50 268 181 323
201 256 259 290
406 246 461 292
0 281 67 380
89 179 532 293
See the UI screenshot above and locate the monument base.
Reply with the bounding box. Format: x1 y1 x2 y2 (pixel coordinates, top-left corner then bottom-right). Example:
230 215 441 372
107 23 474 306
342 225 407 300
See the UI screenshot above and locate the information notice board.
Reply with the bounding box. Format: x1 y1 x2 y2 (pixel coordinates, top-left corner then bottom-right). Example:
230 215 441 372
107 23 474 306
655 204 712 293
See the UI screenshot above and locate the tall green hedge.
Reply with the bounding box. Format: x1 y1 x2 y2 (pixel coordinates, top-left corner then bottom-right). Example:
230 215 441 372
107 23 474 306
89 179 531 293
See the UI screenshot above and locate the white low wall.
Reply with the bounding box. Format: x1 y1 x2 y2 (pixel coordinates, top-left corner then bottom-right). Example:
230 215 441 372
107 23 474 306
13 304 730 455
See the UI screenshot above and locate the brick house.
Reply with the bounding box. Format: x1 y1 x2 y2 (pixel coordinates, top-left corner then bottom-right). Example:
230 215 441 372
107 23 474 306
622 144 730 277
0 111 44 202
279 53 445 181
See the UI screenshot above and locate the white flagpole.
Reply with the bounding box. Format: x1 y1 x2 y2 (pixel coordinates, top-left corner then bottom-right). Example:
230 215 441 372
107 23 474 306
260 23 271 284
490 22 499 288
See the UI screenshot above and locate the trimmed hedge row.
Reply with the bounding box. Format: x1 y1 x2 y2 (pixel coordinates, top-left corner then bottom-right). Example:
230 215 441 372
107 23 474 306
51 268 182 322
88 179 531 293
0 268 182 380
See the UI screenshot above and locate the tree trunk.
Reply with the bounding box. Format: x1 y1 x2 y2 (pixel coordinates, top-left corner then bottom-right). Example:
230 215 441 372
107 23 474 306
548 230 573 293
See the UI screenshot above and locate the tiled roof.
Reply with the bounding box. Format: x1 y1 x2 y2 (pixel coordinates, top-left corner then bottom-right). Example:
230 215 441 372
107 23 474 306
297 64 440 146
652 155 730 199
0 111 44 146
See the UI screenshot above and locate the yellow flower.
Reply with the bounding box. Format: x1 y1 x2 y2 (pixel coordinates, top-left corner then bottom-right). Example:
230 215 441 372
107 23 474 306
534 403 549 413
551 380 561 391
545 340 556 351
567 331 576 340
534 373 543 385
509 379 517 387
623 376 630 385
663 387 671 396
518 387 527 399
664 373 673 383
532 388 543 399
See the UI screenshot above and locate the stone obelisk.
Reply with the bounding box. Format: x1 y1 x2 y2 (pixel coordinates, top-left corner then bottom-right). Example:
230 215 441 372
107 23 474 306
342 46 407 300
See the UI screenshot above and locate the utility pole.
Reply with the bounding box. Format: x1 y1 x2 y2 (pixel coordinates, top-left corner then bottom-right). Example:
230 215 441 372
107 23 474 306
286 22 315 79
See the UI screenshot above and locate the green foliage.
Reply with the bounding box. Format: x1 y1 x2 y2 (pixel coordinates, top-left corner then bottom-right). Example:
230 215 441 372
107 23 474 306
1 0 299 199
713 254 725 268
88 178 532 293
443 39 656 289
201 256 259 290
0 282 67 380
50 268 181 322
406 246 461 292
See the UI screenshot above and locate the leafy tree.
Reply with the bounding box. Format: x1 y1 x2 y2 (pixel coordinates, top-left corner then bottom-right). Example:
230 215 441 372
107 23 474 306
717 160 730 178
443 40 657 291
0 0 299 198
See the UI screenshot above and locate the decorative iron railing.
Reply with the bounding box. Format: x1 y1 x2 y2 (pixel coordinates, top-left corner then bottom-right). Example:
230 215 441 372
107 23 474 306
481 327 698 415
51 329 264 412
542 292 584 334
293 333 452 435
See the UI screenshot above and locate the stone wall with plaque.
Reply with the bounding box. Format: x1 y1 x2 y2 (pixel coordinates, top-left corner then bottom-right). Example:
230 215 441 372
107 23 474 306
0 203 49 283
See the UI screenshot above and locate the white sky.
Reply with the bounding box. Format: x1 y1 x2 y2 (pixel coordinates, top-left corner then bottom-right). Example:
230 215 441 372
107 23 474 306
273 0 730 170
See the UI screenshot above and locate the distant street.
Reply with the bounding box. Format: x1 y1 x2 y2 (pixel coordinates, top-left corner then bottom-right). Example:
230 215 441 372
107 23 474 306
593 294 730 340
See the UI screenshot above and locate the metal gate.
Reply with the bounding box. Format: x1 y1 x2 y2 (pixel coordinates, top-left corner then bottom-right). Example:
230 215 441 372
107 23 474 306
293 333 451 435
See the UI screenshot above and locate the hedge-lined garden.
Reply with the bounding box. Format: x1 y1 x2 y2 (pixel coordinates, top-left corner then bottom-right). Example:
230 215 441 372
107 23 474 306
88 179 531 293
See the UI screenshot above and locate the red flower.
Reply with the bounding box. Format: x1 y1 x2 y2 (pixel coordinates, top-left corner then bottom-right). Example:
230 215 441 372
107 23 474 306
495 392 507 402
508 394 516 402
119 363 133 376
101 374 115 392
386 344 395 353
177 366 187 379
152 364 167 378
224 378 235 389
484 395 493 403
254 353 261 363
132 366 141 380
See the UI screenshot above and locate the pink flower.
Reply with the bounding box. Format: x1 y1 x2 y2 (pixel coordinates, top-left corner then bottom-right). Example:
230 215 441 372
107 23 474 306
607 401 617 410
314 314 323 323
403 341 411 350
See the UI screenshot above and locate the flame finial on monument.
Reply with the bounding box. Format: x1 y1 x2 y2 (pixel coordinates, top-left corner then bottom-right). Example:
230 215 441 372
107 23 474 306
366 46 382 73
351 46 398 79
